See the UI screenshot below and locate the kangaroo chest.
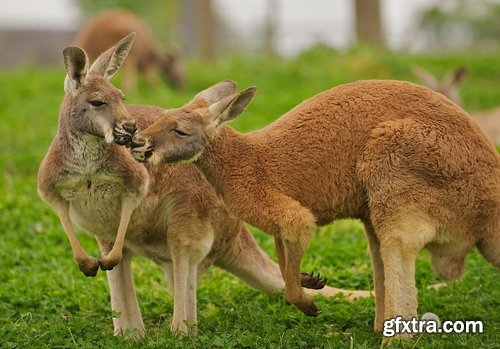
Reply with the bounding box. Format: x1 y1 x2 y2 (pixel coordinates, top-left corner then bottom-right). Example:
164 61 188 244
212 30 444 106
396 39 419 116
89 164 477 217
58 173 125 202
58 172 126 235
58 170 172 263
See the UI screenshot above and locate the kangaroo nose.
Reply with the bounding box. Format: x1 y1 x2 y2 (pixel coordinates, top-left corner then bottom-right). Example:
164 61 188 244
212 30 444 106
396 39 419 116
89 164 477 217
131 136 146 149
123 122 137 135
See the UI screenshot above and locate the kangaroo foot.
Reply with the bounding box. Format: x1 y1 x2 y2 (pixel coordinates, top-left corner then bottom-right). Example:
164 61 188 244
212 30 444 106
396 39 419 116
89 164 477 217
300 271 327 289
293 299 320 317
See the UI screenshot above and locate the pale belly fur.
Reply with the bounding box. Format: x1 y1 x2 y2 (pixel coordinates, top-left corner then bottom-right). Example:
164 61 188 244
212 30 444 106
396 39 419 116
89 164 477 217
59 175 171 264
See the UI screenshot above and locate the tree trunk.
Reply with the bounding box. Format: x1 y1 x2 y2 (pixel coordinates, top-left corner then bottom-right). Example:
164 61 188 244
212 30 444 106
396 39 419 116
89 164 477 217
197 0 216 60
354 0 385 47
264 0 279 55
181 0 216 59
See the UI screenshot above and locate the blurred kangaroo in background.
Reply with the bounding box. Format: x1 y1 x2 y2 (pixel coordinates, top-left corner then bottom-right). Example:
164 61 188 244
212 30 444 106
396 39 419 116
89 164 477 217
38 33 366 340
75 9 185 92
414 65 500 145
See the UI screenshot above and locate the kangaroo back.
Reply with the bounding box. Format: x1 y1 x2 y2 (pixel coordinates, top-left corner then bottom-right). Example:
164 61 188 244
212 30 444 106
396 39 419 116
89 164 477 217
413 65 500 144
75 9 185 90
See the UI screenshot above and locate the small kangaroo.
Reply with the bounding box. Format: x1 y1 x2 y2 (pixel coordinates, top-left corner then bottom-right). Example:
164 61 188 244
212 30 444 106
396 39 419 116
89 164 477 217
75 9 185 92
129 80 500 334
414 65 500 145
38 35 361 339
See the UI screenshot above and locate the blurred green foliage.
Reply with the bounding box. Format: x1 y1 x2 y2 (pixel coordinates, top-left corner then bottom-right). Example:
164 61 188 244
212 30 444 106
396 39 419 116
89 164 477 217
421 0 500 51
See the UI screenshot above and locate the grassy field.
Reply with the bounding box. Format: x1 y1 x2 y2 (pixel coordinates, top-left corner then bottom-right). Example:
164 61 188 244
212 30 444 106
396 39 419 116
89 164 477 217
1 46 499 348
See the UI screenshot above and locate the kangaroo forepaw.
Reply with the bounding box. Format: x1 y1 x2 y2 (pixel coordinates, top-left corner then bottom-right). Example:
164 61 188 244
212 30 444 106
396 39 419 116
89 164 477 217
98 254 121 271
77 257 99 277
300 271 327 289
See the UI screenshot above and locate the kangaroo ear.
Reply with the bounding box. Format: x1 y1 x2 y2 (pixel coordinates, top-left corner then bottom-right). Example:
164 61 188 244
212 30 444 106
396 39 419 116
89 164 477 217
443 66 468 89
208 87 256 126
412 65 438 89
88 32 136 79
190 80 237 106
63 46 89 95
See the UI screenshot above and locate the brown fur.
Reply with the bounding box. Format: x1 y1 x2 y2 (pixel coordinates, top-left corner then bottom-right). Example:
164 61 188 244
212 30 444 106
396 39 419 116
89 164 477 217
75 9 185 91
414 65 500 145
38 38 366 339
131 80 500 334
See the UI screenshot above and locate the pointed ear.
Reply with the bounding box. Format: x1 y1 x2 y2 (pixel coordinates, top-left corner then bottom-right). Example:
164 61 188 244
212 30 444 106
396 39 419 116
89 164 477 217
208 87 256 126
412 66 438 89
443 66 468 89
88 32 136 79
63 46 89 95
190 80 237 106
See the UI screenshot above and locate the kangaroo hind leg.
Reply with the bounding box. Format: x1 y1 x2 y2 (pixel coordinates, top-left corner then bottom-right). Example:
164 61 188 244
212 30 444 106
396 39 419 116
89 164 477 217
96 238 144 340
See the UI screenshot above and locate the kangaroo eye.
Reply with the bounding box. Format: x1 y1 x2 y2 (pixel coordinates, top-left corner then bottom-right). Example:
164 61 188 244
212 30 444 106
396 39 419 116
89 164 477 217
173 129 189 137
89 100 106 107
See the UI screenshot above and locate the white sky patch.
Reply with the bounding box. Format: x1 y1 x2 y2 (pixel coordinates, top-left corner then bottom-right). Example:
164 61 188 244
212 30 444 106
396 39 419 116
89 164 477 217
0 0 80 30
212 0 469 54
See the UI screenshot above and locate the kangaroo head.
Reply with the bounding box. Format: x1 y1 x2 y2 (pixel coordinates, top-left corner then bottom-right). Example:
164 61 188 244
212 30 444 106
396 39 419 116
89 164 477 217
413 65 468 106
129 80 256 164
62 32 137 144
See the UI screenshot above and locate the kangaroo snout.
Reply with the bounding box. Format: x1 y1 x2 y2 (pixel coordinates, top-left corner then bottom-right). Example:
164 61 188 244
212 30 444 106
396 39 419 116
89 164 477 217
130 135 153 162
114 121 137 146
123 122 137 135
130 135 146 149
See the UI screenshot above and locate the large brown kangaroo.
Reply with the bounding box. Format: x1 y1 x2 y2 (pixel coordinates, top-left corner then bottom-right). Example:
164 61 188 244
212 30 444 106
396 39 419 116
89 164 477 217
129 80 500 335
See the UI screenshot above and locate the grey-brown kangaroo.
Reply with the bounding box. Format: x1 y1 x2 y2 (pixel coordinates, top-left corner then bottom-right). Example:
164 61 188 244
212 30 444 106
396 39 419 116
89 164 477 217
38 36 365 339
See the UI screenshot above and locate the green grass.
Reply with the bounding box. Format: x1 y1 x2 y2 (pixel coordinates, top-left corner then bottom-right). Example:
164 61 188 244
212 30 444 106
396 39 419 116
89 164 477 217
1 47 499 348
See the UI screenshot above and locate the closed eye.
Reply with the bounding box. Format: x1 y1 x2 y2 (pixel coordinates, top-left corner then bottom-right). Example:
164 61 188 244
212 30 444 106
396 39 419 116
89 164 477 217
173 129 189 137
89 100 106 107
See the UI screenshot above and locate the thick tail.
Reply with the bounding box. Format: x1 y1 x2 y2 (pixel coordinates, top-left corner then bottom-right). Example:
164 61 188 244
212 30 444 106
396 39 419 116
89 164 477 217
305 286 372 301
215 224 284 293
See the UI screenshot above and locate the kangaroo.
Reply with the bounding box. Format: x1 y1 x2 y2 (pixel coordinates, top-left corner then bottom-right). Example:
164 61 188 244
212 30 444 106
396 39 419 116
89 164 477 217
75 9 185 92
128 80 500 335
38 36 365 339
414 65 500 145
